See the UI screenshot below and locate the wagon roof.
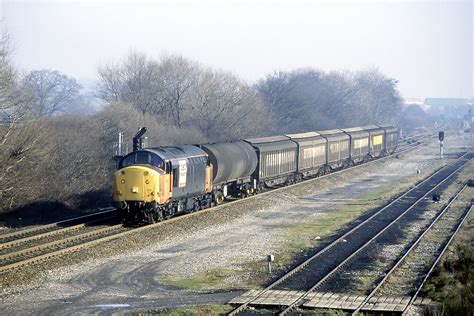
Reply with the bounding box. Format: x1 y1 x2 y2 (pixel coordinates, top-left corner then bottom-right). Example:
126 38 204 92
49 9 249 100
245 135 289 144
361 125 384 130
285 131 320 139
341 127 366 132
378 124 398 132
377 123 395 128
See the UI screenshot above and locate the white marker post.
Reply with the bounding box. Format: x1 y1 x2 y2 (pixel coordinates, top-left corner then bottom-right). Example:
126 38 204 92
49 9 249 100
267 255 274 274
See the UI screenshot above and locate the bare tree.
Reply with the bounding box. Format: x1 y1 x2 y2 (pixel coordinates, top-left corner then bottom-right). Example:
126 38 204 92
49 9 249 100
0 31 51 210
0 31 22 206
97 52 163 115
158 55 197 128
21 69 82 116
257 67 402 132
97 53 199 127
351 68 402 125
192 68 273 141
257 71 300 126
399 104 433 132
98 102 206 150
97 52 275 140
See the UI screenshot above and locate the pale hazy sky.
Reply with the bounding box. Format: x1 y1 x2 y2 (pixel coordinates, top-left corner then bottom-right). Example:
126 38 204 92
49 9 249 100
1 0 472 99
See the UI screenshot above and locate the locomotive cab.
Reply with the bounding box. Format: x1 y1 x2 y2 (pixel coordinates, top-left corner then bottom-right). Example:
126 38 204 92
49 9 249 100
114 151 172 221
114 147 213 224
115 151 167 202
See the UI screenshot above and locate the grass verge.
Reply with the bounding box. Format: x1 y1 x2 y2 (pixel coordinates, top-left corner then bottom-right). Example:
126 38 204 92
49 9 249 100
149 304 233 315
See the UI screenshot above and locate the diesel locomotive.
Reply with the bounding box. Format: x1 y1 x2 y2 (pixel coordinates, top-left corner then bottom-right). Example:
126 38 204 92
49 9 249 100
113 125 398 224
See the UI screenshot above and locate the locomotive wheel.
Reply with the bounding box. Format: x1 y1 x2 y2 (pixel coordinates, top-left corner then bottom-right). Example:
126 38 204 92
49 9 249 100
214 192 224 205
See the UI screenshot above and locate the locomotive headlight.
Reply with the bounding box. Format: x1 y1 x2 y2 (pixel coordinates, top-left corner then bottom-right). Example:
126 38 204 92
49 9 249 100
144 171 149 176
121 179 126 184
145 180 150 184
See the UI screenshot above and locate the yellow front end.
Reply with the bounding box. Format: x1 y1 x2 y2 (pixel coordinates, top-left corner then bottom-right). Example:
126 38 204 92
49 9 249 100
114 166 161 204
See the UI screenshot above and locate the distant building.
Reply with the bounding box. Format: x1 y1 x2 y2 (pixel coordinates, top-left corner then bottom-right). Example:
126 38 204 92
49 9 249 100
424 98 472 117
403 98 425 107
425 98 469 108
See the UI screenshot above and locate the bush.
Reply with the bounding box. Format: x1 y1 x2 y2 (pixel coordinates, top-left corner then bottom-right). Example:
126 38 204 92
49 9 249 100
422 244 474 316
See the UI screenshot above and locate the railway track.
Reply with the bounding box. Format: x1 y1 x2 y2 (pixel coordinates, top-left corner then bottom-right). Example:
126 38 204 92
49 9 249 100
0 218 113 253
0 207 116 243
0 130 447 275
351 185 472 315
228 152 472 315
0 208 122 272
0 223 128 272
400 205 473 316
397 133 431 151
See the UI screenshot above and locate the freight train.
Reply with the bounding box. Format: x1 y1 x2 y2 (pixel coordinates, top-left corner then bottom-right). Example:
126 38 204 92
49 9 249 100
113 125 399 224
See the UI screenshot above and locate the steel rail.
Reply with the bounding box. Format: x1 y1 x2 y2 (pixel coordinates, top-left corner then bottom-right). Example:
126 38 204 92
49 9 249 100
277 157 468 316
0 225 135 273
0 207 116 242
0 224 125 269
228 152 467 316
401 204 473 316
351 184 469 315
0 215 117 250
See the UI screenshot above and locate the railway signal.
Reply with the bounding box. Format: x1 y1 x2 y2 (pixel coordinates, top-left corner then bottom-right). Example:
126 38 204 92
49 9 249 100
438 131 444 159
133 127 148 151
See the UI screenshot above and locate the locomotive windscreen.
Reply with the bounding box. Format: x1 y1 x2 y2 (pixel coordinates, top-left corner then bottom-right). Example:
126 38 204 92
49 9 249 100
119 151 164 169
